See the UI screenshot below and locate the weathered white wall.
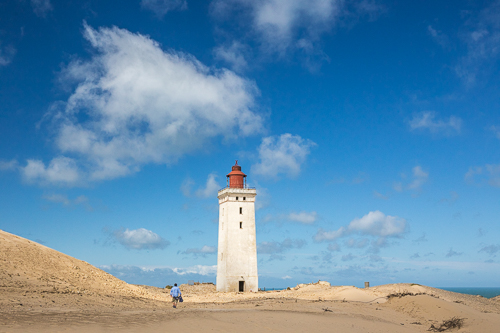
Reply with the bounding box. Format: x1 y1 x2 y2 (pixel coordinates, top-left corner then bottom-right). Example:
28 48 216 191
216 188 258 292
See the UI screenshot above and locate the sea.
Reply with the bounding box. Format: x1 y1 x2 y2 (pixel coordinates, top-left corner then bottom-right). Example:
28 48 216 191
439 287 500 299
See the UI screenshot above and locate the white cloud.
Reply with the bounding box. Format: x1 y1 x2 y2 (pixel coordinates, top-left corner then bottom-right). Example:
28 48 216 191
36 23 262 186
140 0 187 18
195 173 221 198
465 164 500 187
21 157 81 186
409 111 462 135
314 211 407 243
282 275 292 279
252 133 316 178
287 211 317 224
112 228 170 250
348 211 407 237
30 0 53 17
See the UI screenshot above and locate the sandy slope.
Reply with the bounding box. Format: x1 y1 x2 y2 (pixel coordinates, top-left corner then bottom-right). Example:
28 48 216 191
1 229 500 332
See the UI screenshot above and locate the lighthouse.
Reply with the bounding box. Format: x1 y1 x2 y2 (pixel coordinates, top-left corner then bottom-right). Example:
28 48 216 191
216 161 258 292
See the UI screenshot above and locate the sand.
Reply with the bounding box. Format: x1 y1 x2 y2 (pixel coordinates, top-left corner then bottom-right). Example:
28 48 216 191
1 229 500 332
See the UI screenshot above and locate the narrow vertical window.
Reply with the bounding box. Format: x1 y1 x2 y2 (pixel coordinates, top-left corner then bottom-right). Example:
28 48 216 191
239 207 242 214
240 222 243 229
236 196 239 200
243 197 246 200
222 208 224 216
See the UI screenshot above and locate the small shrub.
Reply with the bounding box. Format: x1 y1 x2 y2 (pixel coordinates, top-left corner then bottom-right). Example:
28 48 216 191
165 285 173 289
428 317 464 332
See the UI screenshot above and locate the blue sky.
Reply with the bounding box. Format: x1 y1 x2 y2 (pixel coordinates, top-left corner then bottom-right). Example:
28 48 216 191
1 0 500 288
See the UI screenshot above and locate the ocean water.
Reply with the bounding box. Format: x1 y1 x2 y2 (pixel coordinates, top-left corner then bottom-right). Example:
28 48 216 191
439 287 500 299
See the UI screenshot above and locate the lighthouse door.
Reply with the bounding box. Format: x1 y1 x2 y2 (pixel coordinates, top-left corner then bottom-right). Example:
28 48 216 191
239 281 245 292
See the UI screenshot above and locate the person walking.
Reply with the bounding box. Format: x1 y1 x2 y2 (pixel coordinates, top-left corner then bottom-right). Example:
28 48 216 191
170 283 182 308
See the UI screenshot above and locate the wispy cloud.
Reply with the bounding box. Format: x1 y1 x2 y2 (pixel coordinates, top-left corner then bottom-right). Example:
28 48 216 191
181 245 217 258
252 133 316 178
327 243 340 252
112 228 170 250
409 111 462 135
214 41 250 72
341 253 356 261
140 0 187 18
42 193 93 211
456 0 500 85
373 191 388 200
479 244 500 256
413 233 428 243
0 159 18 171
258 238 306 254
30 0 53 18
393 165 428 194
211 0 383 70
490 125 500 139
407 166 429 190
427 25 450 49
446 248 463 258
465 164 500 187
0 42 16 66
345 238 368 249
195 173 221 198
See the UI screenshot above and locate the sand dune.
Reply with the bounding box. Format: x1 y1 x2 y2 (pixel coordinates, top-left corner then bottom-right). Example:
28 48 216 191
1 229 500 332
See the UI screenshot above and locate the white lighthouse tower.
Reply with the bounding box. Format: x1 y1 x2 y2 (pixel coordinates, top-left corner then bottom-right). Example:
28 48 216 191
216 161 258 292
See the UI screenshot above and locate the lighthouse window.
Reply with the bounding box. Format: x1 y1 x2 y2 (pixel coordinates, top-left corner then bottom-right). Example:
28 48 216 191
243 197 246 200
240 222 243 229
222 208 224 216
236 196 239 200
239 207 242 214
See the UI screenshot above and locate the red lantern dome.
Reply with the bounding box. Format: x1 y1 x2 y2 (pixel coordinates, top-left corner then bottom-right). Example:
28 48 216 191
226 160 246 188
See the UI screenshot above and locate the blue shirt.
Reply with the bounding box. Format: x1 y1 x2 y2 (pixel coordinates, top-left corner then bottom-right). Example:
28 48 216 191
170 286 181 297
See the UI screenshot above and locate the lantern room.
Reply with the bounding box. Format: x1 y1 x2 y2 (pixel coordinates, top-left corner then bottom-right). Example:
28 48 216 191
226 160 246 188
